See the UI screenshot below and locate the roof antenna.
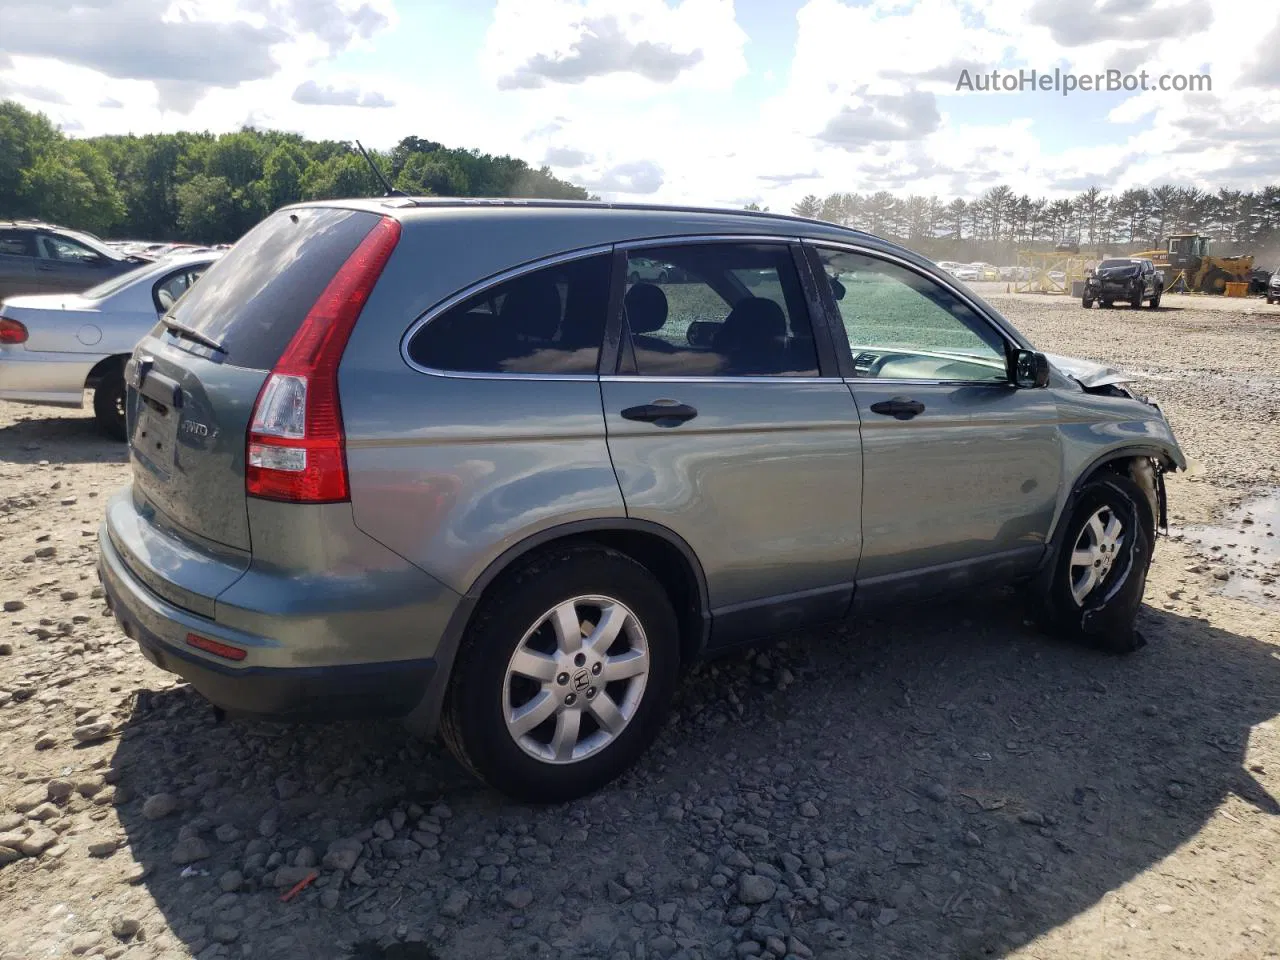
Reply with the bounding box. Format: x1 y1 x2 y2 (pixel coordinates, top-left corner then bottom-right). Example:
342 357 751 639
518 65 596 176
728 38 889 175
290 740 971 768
355 140 407 198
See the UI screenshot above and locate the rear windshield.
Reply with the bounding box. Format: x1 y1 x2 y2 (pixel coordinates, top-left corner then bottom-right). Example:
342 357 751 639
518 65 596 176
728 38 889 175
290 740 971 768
165 206 379 369
83 264 148 300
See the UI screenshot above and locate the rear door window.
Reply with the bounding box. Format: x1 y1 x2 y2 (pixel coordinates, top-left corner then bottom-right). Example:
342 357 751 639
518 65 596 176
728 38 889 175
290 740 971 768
164 207 380 369
407 253 611 375
619 242 819 377
0 230 35 258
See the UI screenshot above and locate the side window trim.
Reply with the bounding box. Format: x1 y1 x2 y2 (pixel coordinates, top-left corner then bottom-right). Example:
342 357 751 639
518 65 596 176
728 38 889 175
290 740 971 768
400 244 614 381
604 246 629 376
803 240 1024 384
790 243 843 378
611 234 834 382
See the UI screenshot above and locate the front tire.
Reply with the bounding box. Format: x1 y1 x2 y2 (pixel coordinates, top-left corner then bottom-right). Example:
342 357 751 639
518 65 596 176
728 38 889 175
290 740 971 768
92 368 127 441
440 546 680 803
1031 473 1154 654
1149 289 1161 308
1082 295 1094 308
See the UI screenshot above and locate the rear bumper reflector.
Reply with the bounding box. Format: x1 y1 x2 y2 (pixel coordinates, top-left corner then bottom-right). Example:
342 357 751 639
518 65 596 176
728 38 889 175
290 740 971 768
186 632 247 661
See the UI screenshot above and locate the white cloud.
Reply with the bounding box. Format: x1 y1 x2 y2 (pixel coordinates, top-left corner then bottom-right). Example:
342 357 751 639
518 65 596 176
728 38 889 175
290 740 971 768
0 77 68 105
1026 0 1212 48
584 159 665 193
544 145 593 167
292 79 395 107
816 92 942 147
3 0 1279 213
483 0 747 94
0 0 395 112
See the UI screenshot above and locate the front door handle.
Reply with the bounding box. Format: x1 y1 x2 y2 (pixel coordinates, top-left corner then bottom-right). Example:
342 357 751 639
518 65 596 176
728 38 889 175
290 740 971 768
620 401 698 426
869 396 925 420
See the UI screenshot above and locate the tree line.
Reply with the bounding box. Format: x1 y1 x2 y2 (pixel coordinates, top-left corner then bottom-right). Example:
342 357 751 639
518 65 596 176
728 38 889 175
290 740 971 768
0 101 591 243
789 185 1280 262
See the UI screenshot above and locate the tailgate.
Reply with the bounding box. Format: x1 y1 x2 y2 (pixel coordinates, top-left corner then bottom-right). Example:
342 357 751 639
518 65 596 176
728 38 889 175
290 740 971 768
126 337 268 550
124 205 382 551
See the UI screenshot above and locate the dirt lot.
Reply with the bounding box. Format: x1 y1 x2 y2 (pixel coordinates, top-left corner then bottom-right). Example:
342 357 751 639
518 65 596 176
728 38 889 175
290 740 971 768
1 292 1279 960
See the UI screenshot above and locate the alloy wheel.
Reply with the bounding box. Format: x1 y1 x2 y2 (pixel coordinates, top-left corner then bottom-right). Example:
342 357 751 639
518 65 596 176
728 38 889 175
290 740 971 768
502 595 650 764
1069 506 1125 605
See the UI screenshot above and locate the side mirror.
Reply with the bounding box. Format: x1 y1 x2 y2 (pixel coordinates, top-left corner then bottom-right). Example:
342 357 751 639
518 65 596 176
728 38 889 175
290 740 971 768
1011 349 1050 388
829 277 846 301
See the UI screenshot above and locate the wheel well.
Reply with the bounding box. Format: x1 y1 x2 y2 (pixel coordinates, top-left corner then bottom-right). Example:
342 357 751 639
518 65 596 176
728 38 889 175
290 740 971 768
472 528 709 666
1079 453 1161 535
85 354 128 390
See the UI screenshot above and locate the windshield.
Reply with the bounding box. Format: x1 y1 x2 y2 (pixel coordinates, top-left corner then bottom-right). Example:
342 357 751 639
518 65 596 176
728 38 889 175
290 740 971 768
1099 259 1138 269
60 229 125 261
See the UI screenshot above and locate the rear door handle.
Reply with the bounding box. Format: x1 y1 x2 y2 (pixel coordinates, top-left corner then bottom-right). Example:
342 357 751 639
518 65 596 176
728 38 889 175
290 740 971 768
620 401 698 426
869 397 925 420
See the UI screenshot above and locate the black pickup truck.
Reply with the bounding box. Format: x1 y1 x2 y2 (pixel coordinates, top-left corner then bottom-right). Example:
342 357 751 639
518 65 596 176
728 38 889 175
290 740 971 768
1083 257 1163 309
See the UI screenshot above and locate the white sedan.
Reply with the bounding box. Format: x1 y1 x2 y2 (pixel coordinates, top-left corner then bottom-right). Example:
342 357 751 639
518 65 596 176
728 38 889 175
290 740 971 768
0 252 218 439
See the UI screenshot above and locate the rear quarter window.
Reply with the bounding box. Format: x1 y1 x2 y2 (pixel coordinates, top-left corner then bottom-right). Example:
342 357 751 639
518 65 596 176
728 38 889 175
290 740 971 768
165 207 379 369
406 253 611 375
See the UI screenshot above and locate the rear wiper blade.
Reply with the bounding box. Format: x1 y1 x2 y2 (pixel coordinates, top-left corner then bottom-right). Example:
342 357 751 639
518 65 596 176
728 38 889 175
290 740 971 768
162 318 226 354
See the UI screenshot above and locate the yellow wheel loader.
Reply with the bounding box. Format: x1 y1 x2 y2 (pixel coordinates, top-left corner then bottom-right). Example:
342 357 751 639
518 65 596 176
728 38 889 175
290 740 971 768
1134 235 1252 294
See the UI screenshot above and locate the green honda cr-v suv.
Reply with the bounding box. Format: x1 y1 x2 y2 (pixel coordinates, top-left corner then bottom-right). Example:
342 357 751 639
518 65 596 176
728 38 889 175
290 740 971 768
98 198 1184 802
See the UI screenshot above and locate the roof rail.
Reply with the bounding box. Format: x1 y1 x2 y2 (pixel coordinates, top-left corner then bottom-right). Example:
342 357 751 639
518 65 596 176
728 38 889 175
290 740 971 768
378 196 861 233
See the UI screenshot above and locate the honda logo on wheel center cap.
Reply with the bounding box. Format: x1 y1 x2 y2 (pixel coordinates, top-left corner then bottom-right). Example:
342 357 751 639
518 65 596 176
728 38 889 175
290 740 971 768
571 669 590 692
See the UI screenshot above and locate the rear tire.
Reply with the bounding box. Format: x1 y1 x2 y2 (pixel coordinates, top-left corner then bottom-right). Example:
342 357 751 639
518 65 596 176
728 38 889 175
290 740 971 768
1030 473 1154 655
440 546 680 803
92 369 127 442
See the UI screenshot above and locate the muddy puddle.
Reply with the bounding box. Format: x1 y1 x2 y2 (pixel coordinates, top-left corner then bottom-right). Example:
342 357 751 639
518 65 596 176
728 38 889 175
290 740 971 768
1179 491 1280 610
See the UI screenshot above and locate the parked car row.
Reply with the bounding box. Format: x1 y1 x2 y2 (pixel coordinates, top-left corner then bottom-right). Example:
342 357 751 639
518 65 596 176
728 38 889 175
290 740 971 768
934 261 1006 282
0 246 219 437
80 198 1184 803
0 220 231 438
106 240 228 259
0 219 155 299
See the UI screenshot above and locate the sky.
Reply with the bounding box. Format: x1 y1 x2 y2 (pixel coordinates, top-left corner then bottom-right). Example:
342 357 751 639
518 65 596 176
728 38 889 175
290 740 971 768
1 0 1279 210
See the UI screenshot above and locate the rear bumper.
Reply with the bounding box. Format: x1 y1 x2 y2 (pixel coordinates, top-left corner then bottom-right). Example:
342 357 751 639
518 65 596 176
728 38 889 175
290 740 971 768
99 504 453 721
0 347 93 406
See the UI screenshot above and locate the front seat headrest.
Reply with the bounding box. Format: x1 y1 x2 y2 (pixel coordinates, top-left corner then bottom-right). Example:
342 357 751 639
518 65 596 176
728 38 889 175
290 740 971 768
625 283 669 334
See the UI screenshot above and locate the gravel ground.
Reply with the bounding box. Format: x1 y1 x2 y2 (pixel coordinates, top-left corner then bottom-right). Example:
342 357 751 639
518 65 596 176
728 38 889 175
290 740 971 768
1 292 1278 960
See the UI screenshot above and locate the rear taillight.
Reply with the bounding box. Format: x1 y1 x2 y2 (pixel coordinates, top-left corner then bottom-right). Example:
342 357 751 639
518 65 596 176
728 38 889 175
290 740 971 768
246 216 401 503
0 317 28 344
